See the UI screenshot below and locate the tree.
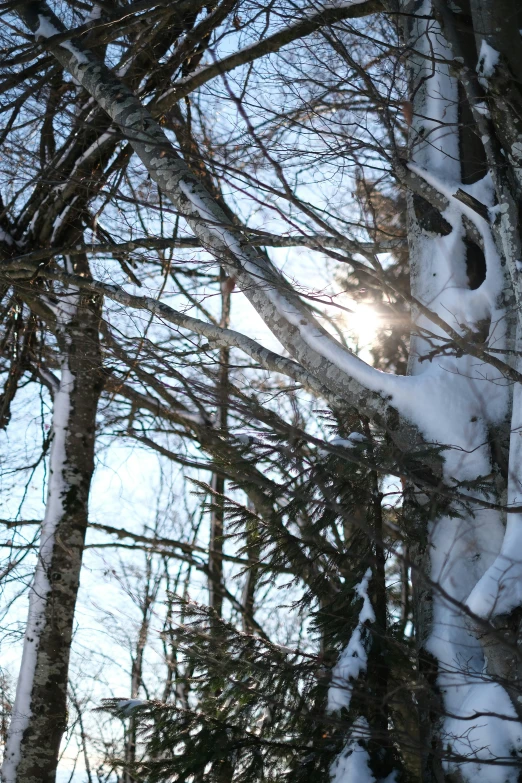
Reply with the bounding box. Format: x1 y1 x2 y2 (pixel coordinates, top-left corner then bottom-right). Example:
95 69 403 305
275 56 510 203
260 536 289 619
1 0 522 781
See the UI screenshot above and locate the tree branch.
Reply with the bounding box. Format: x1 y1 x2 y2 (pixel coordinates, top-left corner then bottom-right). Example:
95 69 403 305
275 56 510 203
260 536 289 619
154 1 383 111
15 0 420 448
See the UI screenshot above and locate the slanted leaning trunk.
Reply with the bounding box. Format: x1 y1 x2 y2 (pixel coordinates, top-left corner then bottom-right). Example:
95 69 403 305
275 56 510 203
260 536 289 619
1 267 102 783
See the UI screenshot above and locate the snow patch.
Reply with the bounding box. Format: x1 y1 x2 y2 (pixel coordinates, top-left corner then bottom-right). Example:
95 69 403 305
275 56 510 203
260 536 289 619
35 15 90 65
327 569 375 713
330 718 398 783
511 141 522 163
69 132 114 177
477 40 500 80
330 718 375 783
474 102 490 119
443 683 522 783
115 699 148 716
330 432 367 449
85 4 102 21
407 163 504 327
467 350 522 619
51 202 73 243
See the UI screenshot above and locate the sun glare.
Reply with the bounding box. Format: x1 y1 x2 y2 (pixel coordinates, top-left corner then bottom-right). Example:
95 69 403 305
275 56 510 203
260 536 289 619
346 303 381 349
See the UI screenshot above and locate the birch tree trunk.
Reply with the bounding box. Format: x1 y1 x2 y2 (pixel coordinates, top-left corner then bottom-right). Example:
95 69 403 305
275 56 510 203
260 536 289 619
1 260 102 783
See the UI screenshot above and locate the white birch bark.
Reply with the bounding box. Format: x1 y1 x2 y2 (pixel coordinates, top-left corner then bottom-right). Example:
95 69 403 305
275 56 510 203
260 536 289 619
1 265 102 782
2 288 78 783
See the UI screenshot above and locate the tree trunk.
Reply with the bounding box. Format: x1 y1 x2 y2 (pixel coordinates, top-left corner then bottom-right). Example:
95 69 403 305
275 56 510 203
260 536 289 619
124 554 159 783
208 270 231 618
241 497 260 634
400 1 520 779
1 262 102 783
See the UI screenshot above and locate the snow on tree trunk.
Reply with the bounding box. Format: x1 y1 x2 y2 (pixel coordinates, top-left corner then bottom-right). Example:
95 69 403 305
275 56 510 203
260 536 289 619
326 445 401 782
402 2 522 780
1 270 102 783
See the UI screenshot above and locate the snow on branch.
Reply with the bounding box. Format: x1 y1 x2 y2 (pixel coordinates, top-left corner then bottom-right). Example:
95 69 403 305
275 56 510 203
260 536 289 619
327 571 400 782
330 718 377 783
35 14 89 64
477 40 500 83
327 568 375 713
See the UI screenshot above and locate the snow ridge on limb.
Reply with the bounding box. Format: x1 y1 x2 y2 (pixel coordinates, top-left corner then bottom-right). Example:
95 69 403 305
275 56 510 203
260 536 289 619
407 162 504 330
327 569 375 714
329 718 377 783
330 724 399 783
